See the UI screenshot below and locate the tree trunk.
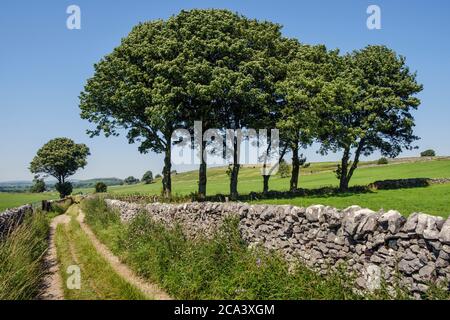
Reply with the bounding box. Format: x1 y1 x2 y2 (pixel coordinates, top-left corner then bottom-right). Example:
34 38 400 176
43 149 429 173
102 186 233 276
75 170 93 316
229 131 241 200
162 148 172 198
198 160 207 201
230 163 240 200
345 140 365 189
339 148 350 192
290 143 300 191
263 175 270 194
57 176 64 199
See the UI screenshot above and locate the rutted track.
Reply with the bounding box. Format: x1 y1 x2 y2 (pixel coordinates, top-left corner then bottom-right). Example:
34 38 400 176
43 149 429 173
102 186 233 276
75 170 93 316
40 204 171 300
76 207 171 300
39 214 70 300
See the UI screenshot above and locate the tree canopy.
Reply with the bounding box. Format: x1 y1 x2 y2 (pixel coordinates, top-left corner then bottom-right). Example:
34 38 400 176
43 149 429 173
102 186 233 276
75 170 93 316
80 9 289 199
142 171 154 184
315 45 423 190
30 138 90 198
79 10 423 198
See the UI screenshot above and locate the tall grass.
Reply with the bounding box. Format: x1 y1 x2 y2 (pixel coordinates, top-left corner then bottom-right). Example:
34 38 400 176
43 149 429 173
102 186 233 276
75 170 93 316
0 211 50 300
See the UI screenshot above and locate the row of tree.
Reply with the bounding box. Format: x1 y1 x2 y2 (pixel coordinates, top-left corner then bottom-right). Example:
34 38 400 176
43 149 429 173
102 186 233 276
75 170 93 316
79 9 423 200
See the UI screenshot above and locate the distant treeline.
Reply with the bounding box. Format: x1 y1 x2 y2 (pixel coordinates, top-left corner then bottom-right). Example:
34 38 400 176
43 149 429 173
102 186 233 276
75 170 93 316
0 178 124 193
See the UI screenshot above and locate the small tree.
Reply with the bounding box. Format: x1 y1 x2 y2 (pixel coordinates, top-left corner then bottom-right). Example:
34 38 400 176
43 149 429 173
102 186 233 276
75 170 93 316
30 138 90 198
420 149 436 157
95 182 107 193
30 175 46 193
377 157 389 165
155 174 162 179
278 160 291 178
124 176 139 185
142 171 154 184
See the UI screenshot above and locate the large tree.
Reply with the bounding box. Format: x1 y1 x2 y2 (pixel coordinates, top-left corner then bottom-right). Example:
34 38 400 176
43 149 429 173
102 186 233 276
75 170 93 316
276 43 336 191
30 138 90 198
209 14 287 200
79 18 184 197
316 45 423 191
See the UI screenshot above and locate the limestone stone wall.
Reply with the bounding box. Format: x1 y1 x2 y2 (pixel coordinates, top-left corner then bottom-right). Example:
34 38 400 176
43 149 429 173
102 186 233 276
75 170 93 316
0 205 33 238
105 199 450 297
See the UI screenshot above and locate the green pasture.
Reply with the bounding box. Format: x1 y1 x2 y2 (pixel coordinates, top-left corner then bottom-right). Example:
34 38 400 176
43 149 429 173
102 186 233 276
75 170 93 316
88 157 450 195
0 192 58 212
1 158 450 217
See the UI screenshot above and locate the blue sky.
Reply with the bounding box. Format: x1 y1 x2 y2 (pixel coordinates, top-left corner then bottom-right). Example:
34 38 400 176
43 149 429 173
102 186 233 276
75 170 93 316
1 0 449 182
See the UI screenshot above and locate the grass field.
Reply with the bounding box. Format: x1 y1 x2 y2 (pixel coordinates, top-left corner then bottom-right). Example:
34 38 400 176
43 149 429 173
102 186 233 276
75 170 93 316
254 183 450 218
1 158 450 217
0 192 58 212
90 158 450 217
91 157 450 196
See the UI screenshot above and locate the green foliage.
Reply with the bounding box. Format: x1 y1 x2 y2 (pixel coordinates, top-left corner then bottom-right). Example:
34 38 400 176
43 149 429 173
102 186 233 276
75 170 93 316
0 211 49 300
421 149 436 157
141 171 153 184
51 198 73 214
124 176 139 185
55 182 73 198
72 178 123 188
316 46 423 190
29 138 90 198
30 176 46 193
95 182 108 193
378 157 389 165
278 159 291 178
79 9 289 197
155 174 162 179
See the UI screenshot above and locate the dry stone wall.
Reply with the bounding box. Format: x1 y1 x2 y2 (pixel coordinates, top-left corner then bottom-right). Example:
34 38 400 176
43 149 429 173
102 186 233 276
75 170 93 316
105 199 450 297
0 205 33 238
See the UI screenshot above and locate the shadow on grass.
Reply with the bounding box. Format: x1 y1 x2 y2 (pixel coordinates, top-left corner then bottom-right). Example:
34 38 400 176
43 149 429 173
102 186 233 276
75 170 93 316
104 177 446 204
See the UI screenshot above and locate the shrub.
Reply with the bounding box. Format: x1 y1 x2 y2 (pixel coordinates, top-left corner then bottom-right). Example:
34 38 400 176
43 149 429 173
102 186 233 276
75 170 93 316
141 171 154 184
0 211 49 299
377 157 389 165
30 177 46 193
95 182 108 193
278 159 291 178
51 199 73 214
421 149 436 157
55 182 73 198
155 174 162 179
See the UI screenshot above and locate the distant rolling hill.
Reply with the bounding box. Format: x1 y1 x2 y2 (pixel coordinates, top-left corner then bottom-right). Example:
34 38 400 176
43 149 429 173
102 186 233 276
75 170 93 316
0 178 124 193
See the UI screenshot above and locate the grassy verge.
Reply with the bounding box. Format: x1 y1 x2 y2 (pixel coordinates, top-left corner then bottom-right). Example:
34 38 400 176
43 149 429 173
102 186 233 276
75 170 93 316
82 198 436 300
55 205 147 300
0 211 50 300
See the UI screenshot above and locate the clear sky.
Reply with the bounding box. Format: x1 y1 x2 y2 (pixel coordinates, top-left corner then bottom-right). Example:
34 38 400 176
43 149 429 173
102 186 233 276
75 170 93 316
1 0 449 182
